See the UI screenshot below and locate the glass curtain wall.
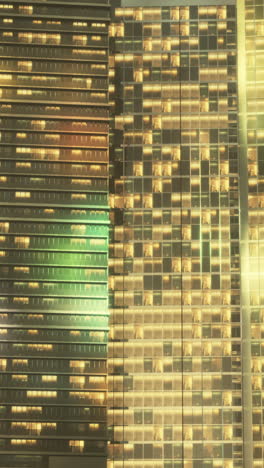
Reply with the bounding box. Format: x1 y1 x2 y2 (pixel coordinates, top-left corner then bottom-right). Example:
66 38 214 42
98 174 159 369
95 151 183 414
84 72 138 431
239 0 264 466
108 2 242 468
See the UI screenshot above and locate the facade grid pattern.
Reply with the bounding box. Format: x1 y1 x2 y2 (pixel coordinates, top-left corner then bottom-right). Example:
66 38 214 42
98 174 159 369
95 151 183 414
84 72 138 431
108 3 242 468
0 2 110 468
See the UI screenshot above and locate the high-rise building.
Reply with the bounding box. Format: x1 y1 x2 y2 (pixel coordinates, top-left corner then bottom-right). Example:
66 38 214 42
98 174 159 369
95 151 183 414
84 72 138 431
108 0 262 467
0 1 264 468
0 2 110 468
239 0 264 466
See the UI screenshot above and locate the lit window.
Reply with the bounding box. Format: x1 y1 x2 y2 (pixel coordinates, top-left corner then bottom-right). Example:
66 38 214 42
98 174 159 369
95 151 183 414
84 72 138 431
70 330 81 336
13 297 29 304
46 33 60 44
27 391 57 398
70 391 105 402
12 374 28 382
71 179 91 185
15 192 31 198
71 224 86 234
91 64 106 70
18 32 32 42
11 439 36 446
73 49 105 57
71 194 87 200
31 120 46 130
90 92 106 99
91 23 106 28
12 359 28 366
0 359 7 370
11 422 43 434
45 106 61 113
70 360 86 370
17 89 32 95
109 24 124 37
1 104 11 111
69 440 84 453
73 35 87 45
15 237 30 248
18 61 32 71
30 177 45 184
42 375 57 383
89 375 105 384
27 344 53 350
16 162 31 168
16 147 30 154
45 134 59 141
44 209 55 214
89 424 99 430
28 314 43 320
70 376 85 387
18 5 33 14
90 239 105 246
27 329 38 335
12 406 42 413
71 209 87 215
0 222 9 233
73 21 87 27
46 20 61 25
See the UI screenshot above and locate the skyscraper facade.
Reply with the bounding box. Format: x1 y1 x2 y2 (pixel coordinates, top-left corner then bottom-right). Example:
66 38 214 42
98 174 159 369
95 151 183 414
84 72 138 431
109 1 243 467
0 1 264 468
0 1 110 468
238 0 264 466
